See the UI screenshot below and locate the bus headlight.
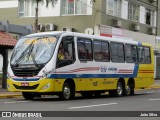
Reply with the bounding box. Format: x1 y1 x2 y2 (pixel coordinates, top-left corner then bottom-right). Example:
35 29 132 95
42 83 50 90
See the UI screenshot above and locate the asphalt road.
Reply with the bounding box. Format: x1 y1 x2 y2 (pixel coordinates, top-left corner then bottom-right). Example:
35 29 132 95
0 88 160 120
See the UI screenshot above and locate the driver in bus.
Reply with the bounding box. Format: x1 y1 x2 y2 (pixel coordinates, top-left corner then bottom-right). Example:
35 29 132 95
58 43 65 60
58 43 71 60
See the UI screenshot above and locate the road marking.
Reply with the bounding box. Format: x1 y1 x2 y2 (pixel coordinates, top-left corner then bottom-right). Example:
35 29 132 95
4 101 17 104
17 101 28 103
149 98 160 101
145 91 155 94
69 103 118 109
4 101 28 104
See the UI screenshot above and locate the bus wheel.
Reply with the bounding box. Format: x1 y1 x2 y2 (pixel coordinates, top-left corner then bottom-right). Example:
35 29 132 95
81 91 93 98
109 82 124 97
125 84 131 96
59 83 74 100
22 92 35 100
125 82 135 96
130 83 134 95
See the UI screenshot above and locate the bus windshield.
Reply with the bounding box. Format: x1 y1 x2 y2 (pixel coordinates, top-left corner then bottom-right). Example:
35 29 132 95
11 36 58 67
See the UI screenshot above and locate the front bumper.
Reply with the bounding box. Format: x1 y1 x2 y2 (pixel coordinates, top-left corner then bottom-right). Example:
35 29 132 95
7 78 56 93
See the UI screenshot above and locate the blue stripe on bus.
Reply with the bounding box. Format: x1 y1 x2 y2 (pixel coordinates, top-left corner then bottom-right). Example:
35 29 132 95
138 42 142 46
133 64 139 77
49 73 136 79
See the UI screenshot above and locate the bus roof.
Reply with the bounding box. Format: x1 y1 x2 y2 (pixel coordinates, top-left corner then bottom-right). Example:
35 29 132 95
24 31 152 46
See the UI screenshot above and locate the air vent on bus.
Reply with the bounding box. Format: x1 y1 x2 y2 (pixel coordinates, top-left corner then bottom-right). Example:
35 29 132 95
12 69 40 77
13 84 39 90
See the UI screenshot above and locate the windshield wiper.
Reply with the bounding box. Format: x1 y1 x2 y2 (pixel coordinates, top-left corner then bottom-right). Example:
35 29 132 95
28 46 40 68
13 40 35 67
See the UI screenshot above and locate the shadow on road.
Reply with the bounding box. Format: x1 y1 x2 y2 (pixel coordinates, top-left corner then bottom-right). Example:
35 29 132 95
24 93 150 102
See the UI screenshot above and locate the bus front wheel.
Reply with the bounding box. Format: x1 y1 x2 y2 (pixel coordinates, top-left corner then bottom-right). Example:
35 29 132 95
59 82 75 100
22 92 35 100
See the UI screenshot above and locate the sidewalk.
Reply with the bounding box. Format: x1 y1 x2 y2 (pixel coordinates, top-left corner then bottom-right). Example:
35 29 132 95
0 85 22 99
0 80 160 99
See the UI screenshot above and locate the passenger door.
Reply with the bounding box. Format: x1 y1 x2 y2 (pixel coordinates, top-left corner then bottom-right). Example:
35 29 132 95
56 36 75 68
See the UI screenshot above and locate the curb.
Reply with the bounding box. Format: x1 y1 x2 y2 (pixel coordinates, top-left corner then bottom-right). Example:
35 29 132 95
146 85 160 89
0 94 22 99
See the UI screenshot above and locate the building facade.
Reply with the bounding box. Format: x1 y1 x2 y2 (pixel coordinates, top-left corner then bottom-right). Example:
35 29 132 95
0 0 160 78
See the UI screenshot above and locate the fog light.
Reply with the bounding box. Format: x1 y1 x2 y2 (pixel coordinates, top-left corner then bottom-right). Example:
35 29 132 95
42 83 50 90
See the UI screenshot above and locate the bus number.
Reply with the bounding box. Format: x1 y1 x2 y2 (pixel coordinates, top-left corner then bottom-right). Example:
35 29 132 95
93 82 98 86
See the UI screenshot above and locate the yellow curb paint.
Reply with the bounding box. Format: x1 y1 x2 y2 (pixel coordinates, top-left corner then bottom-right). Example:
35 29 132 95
0 94 22 99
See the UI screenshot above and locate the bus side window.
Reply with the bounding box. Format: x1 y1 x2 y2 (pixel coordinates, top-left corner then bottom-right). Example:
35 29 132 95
138 46 151 64
77 38 92 61
144 47 151 63
125 44 138 63
93 40 110 62
57 36 75 68
110 42 125 63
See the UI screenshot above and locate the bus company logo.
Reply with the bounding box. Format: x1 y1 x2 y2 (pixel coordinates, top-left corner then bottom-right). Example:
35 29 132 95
100 66 117 73
23 77 27 81
2 112 11 117
100 66 108 72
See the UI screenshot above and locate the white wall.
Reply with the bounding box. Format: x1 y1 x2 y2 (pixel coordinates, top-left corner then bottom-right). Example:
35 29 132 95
124 29 156 48
87 0 93 15
39 0 61 17
0 0 18 8
139 6 145 24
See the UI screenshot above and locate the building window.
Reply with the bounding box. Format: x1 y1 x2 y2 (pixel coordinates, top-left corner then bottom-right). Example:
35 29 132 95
145 9 155 26
128 4 139 22
106 0 121 17
18 0 36 17
62 0 87 15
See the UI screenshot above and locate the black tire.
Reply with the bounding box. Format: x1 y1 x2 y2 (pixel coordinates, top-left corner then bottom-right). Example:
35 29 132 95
130 83 135 95
22 92 35 100
109 82 124 97
59 83 75 100
124 83 131 96
125 82 135 96
81 91 93 98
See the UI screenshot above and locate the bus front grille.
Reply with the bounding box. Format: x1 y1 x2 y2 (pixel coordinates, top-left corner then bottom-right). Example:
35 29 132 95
13 70 40 77
13 84 39 90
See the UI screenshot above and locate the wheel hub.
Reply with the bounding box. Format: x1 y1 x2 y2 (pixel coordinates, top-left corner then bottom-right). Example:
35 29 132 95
63 86 71 99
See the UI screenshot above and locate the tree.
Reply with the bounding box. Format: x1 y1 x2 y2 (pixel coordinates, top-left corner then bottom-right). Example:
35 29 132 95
32 0 57 33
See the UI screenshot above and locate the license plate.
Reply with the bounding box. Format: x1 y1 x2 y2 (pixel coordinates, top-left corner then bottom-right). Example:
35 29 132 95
21 82 29 86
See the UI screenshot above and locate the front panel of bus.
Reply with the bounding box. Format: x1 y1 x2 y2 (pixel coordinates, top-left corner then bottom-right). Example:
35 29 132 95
7 33 73 93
